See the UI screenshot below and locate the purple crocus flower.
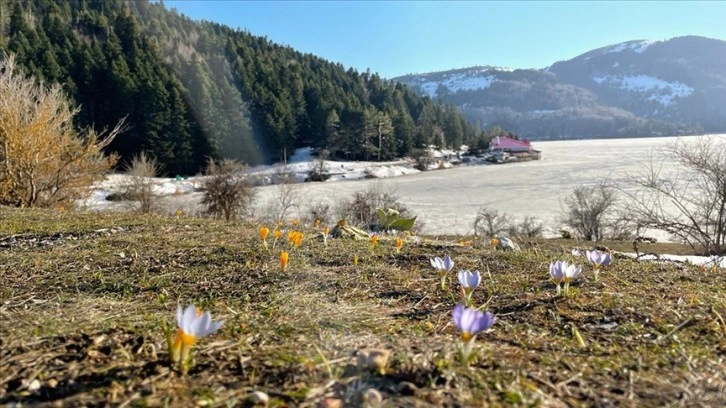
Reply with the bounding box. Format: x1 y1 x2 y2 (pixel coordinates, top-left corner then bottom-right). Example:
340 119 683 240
550 260 582 283
430 255 454 275
431 255 454 290
453 304 497 342
457 269 481 295
586 250 612 269
549 260 582 296
549 261 566 285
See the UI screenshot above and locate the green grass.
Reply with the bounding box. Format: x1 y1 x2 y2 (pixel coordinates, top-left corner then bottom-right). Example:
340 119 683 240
1 208 725 406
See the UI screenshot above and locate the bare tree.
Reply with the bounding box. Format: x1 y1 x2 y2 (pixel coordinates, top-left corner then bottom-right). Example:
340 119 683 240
508 216 544 238
560 183 618 241
473 207 512 237
200 159 255 221
268 170 302 225
304 201 332 226
307 149 330 182
624 137 726 254
123 152 161 214
0 55 124 208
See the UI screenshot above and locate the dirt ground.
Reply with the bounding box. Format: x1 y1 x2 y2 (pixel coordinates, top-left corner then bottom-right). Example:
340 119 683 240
1 208 725 406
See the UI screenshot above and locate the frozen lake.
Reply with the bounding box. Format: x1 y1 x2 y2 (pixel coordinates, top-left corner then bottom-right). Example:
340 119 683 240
254 134 726 239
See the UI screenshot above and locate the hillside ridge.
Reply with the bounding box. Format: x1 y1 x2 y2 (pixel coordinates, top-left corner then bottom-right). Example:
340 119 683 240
394 35 726 140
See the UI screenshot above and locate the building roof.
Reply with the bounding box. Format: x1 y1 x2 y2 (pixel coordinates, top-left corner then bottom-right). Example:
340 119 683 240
489 136 532 151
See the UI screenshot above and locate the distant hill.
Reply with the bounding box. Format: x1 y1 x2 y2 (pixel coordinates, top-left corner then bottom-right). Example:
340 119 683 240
394 36 726 140
0 0 477 174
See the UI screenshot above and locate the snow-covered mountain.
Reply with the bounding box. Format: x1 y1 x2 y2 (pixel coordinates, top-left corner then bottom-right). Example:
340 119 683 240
397 66 507 97
393 36 726 139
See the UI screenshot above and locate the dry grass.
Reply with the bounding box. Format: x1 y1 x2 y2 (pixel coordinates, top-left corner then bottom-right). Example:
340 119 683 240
1 208 725 407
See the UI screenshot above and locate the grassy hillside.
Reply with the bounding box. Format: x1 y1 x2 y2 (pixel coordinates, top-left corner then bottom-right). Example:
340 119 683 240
1 209 725 406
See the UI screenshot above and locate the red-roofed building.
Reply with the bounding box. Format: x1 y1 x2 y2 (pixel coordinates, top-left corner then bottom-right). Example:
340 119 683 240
488 136 541 162
489 136 533 152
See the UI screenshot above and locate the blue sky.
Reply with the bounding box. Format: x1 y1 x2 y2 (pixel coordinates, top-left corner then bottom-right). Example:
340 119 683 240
164 1 726 79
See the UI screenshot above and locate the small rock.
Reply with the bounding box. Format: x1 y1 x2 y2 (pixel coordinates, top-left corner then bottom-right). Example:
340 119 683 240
248 391 269 407
492 235 520 251
356 348 390 374
92 334 107 346
360 388 383 406
27 379 41 392
320 397 343 408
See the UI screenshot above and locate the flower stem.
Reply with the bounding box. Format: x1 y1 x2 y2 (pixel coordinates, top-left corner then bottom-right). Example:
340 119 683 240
460 339 476 366
180 343 193 374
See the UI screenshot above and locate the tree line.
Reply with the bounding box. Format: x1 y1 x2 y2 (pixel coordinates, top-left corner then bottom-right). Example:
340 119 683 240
0 0 499 175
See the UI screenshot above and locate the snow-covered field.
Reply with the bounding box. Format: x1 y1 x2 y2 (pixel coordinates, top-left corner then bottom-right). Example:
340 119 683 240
79 135 726 267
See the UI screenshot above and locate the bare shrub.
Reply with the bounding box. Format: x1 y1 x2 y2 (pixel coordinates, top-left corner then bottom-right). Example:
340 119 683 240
335 182 413 230
624 137 726 254
0 55 124 208
307 149 330 182
473 207 512 237
122 152 161 213
411 148 433 171
304 201 332 226
608 208 641 241
265 170 302 224
560 183 618 241
200 159 255 221
508 216 544 238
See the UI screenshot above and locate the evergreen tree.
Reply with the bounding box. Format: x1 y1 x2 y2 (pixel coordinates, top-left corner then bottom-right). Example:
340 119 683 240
373 111 394 161
325 110 342 157
0 0 483 173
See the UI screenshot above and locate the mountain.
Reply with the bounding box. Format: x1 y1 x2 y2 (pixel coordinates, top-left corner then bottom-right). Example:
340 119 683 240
0 0 478 175
394 36 726 139
548 36 726 131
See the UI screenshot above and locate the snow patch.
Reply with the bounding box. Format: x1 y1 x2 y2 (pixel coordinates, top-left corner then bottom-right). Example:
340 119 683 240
287 147 314 163
632 40 662 53
606 43 630 54
591 74 693 106
604 39 664 55
419 73 496 97
622 253 726 269
79 174 200 210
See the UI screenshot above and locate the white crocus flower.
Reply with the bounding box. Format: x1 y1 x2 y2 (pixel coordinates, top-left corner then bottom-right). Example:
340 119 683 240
169 304 224 372
430 255 454 289
550 260 581 296
586 250 612 281
549 261 566 295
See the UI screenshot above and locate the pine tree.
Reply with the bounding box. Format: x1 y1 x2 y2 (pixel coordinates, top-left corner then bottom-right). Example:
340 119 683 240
325 110 342 157
374 111 394 161
0 0 482 173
